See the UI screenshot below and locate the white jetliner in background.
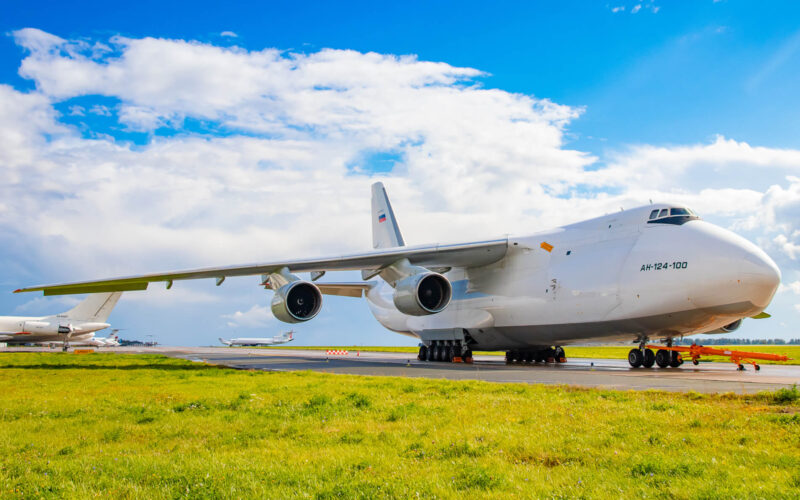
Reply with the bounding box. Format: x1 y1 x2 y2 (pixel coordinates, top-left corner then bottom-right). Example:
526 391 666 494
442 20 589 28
16 183 781 368
0 293 122 351
219 330 294 347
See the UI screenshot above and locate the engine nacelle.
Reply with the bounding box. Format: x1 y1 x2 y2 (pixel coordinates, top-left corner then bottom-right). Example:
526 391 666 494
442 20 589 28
393 272 452 316
270 281 323 323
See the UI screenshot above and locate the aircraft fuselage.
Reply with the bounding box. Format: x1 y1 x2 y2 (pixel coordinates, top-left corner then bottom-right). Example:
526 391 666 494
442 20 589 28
366 204 780 349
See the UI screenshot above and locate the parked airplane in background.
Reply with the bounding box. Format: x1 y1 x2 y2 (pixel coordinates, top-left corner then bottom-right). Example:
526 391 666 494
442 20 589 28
219 330 294 347
17 183 781 368
0 293 122 351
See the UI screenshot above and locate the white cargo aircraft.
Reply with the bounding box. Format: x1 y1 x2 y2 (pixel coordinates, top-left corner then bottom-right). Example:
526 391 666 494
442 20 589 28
16 183 780 368
0 293 122 351
219 330 294 347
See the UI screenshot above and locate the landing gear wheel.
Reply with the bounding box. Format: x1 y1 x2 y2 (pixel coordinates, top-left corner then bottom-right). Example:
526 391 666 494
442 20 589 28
628 349 644 368
545 348 557 363
447 345 457 362
655 349 670 368
524 351 533 364
426 346 436 362
755 364 761 371
669 352 683 368
463 349 473 363
692 359 699 366
554 346 566 363
642 349 655 368
430 345 439 362
737 364 745 371
505 351 512 365
418 345 428 361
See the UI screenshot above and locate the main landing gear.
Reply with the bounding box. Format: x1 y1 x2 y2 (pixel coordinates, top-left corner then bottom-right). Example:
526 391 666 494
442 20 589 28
629 340 682 368
505 346 566 365
418 341 473 363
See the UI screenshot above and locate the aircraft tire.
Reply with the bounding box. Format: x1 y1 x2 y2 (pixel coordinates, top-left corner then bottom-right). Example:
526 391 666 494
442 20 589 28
642 349 655 368
426 346 435 362
669 351 683 368
524 351 534 364
628 349 644 368
655 349 671 368
554 346 566 362
447 345 457 362
418 345 428 361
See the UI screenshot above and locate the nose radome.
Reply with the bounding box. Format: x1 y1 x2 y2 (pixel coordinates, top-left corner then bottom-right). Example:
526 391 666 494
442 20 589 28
739 247 781 309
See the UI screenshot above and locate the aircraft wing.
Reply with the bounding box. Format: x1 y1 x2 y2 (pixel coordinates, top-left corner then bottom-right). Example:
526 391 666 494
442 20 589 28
15 239 508 296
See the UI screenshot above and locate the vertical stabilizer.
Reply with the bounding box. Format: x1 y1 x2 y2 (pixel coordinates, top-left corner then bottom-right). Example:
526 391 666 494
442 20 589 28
371 182 405 249
64 292 123 322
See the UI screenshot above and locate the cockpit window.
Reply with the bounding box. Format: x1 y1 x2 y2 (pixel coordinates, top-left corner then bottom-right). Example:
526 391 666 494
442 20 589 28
648 206 700 226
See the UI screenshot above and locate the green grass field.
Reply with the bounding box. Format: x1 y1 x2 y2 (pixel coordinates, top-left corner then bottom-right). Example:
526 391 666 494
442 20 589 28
1 353 799 498
269 345 800 365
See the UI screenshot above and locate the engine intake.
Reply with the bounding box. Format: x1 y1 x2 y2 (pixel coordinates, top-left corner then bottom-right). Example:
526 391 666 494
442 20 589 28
393 272 452 316
271 281 323 323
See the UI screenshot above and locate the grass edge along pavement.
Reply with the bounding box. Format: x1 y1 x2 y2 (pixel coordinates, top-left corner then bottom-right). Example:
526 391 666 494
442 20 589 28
1 353 799 498
263 344 800 365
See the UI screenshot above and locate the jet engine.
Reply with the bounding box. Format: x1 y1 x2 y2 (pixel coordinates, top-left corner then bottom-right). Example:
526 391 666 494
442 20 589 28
270 281 323 323
392 272 452 316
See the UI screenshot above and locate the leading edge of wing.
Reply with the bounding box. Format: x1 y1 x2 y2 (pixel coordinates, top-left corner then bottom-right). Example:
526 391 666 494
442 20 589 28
15 238 508 295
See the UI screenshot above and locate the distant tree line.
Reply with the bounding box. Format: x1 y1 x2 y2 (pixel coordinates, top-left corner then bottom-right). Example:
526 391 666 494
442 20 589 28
677 338 800 345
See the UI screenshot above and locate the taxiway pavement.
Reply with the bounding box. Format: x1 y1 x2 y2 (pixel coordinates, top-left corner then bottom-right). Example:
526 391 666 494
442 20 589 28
29 346 797 394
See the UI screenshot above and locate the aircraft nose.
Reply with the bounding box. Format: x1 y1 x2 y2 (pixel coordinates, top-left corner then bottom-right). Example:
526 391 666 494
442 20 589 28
738 247 781 309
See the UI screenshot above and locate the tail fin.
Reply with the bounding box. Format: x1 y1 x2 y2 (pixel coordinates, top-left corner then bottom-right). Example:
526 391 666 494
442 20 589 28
371 182 405 249
219 338 232 346
64 292 123 322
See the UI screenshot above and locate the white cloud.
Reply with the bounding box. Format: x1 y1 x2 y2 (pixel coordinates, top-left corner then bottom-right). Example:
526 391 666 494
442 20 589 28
1 29 798 331
222 304 274 328
779 281 800 295
220 31 238 38
774 234 800 260
631 4 642 14
611 6 625 13
89 104 112 116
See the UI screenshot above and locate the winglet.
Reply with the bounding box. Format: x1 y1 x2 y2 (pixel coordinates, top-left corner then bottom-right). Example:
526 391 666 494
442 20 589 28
371 182 405 249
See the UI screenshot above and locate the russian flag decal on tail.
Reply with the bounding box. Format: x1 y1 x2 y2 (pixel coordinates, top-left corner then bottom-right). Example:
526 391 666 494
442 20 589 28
378 212 386 223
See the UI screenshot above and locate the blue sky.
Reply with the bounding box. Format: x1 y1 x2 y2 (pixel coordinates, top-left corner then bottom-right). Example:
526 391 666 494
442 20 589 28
1 0 799 345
